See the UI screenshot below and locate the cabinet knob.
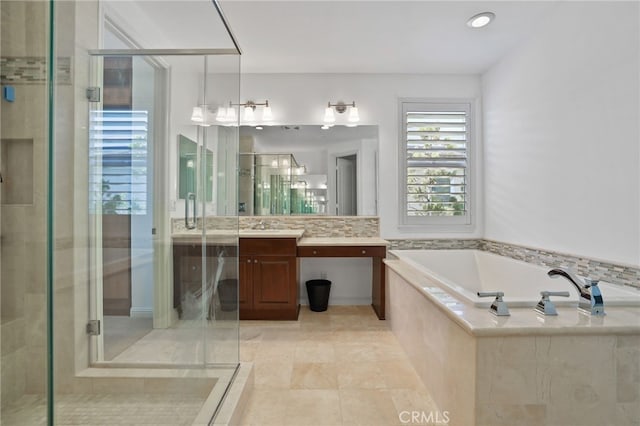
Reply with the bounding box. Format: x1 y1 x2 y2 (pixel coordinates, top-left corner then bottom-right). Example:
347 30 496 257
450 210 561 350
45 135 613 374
254 259 258 263
312 250 317 255
362 250 367 254
247 259 252 263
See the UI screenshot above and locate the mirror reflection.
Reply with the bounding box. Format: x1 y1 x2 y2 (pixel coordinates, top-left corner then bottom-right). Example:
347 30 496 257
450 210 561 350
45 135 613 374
239 125 378 216
178 134 213 202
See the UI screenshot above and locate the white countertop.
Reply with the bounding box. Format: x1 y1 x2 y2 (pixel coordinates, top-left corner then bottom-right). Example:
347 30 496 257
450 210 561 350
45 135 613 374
297 237 389 246
385 259 640 337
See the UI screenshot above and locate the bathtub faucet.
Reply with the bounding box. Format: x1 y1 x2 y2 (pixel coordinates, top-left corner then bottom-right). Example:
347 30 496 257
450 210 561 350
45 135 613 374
547 267 605 316
477 291 510 316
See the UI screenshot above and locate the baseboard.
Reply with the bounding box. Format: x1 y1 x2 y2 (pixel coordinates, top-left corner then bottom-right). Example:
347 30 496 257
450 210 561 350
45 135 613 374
129 307 153 318
299 297 372 306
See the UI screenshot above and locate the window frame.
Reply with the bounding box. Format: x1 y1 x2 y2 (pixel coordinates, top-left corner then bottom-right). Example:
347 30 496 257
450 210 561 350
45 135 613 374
398 98 476 231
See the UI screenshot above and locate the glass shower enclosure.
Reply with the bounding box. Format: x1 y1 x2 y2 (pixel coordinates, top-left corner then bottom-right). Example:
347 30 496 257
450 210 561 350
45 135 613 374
1 1 242 424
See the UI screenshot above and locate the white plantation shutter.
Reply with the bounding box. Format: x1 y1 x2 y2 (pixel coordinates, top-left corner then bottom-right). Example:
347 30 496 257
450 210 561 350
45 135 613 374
401 101 472 226
89 110 149 215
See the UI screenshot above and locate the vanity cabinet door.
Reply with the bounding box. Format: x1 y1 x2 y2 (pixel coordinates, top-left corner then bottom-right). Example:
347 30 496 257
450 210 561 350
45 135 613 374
252 256 297 310
239 255 253 316
239 238 299 320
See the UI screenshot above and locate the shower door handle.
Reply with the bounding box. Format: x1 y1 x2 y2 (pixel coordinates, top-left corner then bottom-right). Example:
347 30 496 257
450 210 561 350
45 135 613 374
185 192 196 230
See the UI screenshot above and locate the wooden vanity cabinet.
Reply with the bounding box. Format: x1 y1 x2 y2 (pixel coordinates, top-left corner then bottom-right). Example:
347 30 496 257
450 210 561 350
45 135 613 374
239 238 299 320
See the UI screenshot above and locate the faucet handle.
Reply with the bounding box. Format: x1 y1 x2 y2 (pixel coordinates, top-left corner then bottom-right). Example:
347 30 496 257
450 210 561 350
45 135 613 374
541 291 570 298
583 278 599 288
536 291 570 316
477 291 504 299
477 291 510 316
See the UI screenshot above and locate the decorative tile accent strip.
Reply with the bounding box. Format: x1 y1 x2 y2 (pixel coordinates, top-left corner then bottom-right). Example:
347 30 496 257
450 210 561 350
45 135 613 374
386 238 639 289
480 239 640 290
387 239 482 250
172 216 380 237
240 216 379 237
1 56 71 85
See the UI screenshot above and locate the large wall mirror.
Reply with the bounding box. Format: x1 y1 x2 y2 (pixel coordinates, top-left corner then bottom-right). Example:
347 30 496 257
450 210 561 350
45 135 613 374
178 134 213 202
239 125 378 216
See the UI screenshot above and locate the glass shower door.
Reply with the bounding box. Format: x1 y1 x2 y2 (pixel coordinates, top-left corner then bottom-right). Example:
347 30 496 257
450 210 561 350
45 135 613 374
45 50 242 425
86 52 240 367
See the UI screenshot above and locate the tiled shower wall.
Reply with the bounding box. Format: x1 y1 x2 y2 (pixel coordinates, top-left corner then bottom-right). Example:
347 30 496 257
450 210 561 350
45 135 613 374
0 0 49 409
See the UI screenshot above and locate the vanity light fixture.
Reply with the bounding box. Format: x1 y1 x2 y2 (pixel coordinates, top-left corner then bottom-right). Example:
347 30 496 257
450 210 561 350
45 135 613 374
323 101 359 127
238 100 273 124
191 106 214 126
467 11 495 28
212 100 272 125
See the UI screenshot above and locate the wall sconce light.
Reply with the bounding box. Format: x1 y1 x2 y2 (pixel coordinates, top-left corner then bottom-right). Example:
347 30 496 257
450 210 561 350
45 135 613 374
323 101 359 127
192 100 273 126
217 100 273 124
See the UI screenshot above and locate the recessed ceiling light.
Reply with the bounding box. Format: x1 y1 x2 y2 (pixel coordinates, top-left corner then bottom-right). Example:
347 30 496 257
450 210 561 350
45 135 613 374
467 12 495 29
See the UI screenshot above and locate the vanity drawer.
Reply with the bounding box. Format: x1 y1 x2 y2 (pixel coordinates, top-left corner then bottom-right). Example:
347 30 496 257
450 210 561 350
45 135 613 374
297 245 386 258
240 238 297 256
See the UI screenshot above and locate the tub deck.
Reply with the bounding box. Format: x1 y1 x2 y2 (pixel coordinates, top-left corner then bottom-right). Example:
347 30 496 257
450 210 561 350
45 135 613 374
385 257 640 426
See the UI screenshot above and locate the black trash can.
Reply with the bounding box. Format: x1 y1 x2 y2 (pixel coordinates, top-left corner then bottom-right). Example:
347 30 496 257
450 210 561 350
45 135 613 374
217 278 238 312
306 279 331 312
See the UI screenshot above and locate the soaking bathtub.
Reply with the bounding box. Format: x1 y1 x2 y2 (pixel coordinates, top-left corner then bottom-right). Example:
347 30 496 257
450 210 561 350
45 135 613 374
384 250 640 425
389 249 640 307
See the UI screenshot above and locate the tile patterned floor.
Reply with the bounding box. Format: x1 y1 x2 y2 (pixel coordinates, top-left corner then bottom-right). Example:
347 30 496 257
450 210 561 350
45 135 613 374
1 393 207 425
239 306 438 426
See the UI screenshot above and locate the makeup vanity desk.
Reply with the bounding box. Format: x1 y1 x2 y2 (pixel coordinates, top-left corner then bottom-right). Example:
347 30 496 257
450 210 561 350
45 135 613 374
296 237 389 320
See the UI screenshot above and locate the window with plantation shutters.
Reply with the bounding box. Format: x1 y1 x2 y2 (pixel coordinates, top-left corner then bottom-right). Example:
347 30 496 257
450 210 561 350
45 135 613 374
89 110 149 215
400 101 473 226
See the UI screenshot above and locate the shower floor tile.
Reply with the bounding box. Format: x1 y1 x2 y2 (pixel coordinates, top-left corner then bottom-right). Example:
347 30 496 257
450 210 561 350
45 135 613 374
2 393 207 425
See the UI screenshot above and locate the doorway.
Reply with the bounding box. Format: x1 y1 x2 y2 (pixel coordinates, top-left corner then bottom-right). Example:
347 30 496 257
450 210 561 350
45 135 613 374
336 154 357 215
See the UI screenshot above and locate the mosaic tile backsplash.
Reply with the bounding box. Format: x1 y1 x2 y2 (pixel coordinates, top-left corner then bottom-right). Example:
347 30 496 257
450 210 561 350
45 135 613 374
172 216 380 238
480 239 640 290
388 238 640 289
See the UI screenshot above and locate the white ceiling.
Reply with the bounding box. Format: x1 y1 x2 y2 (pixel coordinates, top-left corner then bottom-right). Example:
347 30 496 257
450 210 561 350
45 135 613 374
103 0 236 50
104 1 559 75
220 1 559 74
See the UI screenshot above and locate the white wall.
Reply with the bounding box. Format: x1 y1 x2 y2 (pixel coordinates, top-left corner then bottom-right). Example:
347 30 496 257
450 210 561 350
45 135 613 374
240 73 483 238
241 74 481 304
482 2 640 266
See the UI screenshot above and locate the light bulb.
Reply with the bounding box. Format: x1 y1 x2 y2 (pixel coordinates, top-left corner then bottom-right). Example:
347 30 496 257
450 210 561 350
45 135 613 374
244 106 255 122
262 105 273 121
323 106 335 124
467 12 495 28
190 106 204 123
348 106 359 123
226 106 236 122
216 106 227 122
